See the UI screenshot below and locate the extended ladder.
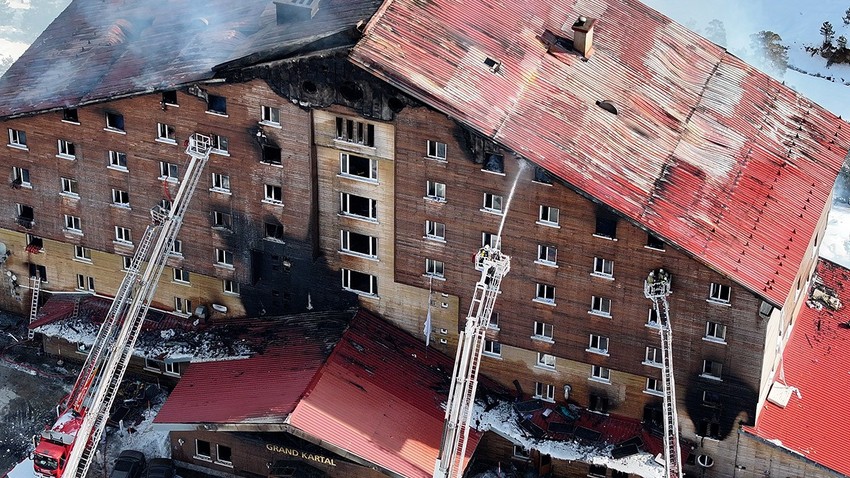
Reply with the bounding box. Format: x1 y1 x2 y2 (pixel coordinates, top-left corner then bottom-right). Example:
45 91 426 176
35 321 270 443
435 244 510 478
28 276 41 340
62 134 212 478
644 271 682 478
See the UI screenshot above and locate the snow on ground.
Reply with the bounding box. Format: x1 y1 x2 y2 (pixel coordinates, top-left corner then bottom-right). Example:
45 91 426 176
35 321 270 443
821 203 850 269
472 402 664 478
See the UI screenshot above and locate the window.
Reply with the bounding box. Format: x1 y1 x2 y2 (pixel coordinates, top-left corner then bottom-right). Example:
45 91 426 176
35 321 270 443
595 212 617 239
212 210 232 230
645 377 663 395
335 117 375 146
264 184 282 204
64 215 82 233
112 189 129 207
588 464 607 478
425 258 445 278
122 256 132 270
612 471 629 478
340 193 377 220
160 161 179 180
144 357 160 371
481 232 498 248
157 123 176 142
57 139 76 158
425 221 446 241
159 199 172 213
16 204 34 228
482 193 503 214
215 248 233 266
647 233 665 250
533 321 553 341
265 222 284 241
162 91 178 106
483 340 501 356
74 245 91 261
174 297 192 315
538 205 559 226
513 445 530 460
109 151 127 169
644 346 661 366
534 382 555 401
536 352 555 369
12 167 30 187
211 172 230 192
705 321 727 343
647 308 660 327
709 283 731 303
211 134 229 153
114 226 132 244
340 153 377 181
759 301 775 319
63 108 78 123
591 365 611 382
207 94 227 115
426 140 447 160
215 444 232 466
76 274 95 292
535 283 555 304
589 394 609 413
592 257 613 278
697 420 720 439
533 166 552 184
8 128 26 148
588 334 609 354
702 391 721 407
60 177 79 196
590 296 612 316
340 230 377 257
261 145 282 165
341 268 378 296
537 245 557 265
105 112 124 131
483 153 504 173
488 312 499 329
164 361 180 376
261 105 280 125
702 360 723 380
223 279 240 295
426 180 446 201
195 440 211 460
172 268 190 283
170 239 183 256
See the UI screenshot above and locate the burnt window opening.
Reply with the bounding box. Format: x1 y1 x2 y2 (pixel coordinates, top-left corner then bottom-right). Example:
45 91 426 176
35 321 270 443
388 97 405 113
261 145 282 165
595 210 618 239
63 108 79 123
29 263 47 281
643 405 663 428
335 117 375 147
105 112 124 131
483 153 504 173
533 166 552 184
588 394 609 413
647 233 665 250
702 390 722 408
16 204 34 226
302 81 318 94
265 222 284 241
207 95 227 115
596 100 618 115
697 419 721 439
162 90 178 106
27 235 43 249
611 471 630 478
339 82 363 102
588 464 607 477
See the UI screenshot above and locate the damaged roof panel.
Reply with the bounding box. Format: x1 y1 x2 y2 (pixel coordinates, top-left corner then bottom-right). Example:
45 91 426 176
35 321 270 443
350 0 850 305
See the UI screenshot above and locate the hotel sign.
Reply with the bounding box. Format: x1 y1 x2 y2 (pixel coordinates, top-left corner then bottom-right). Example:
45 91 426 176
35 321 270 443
266 444 337 466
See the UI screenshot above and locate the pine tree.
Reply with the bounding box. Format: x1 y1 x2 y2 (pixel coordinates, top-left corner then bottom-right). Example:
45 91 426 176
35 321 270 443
821 21 835 46
844 7 850 26
840 36 848 50
750 31 789 75
705 19 727 46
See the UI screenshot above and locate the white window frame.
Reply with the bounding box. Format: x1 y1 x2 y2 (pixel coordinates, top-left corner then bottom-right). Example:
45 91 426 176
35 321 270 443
114 226 132 244
481 232 498 248
644 377 663 396
536 244 557 266
76 274 95 292
215 248 233 267
215 444 233 467
426 180 446 201
646 308 660 328
534 283 555 305
156 122 176 143
64 214 82 233
701 360 723 380
339 192 377 221
534 381 555 402
340 152 377 182
57 139 76 159
592 257 614 278
425 258 445 279
195 439 212 460
160 161 179 181
590 364 611 383
111 189 130 207
536 352 556 369
108 150 127 170
426 140 447 160
172 268 190 284
590 296 612 317
487 312 500 330
212 210 232 230
12 167 30 187
587 334 609 355
532 321 553 342
708 283 731 304
261 105 280 125
60 177 79 197
210 134 229 154
341 268 378 296
482 192 503 214
264 184 282 204
340 230 378 258
170 239 183 256
537 205 560 227
704 321 727 343
643 346 662 367
211 172 231 193
174 297 192 315
223 279 240 296
483 339 501 357
164 361 181 376
105 112 125 132
425 220 446 241
73 245 91 262
8 128 27 148
122 256 132 270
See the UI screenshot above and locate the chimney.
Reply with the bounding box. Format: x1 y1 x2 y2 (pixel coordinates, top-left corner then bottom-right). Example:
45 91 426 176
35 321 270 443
571 16 597 58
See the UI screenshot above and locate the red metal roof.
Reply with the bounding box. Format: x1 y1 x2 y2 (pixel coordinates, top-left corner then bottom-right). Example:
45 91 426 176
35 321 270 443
743 259 850 476
288 309 480 478
350 0 850 305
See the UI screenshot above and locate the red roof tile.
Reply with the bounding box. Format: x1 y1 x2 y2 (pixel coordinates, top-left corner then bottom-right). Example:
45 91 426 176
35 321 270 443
743 259 850 476
350 0 850 305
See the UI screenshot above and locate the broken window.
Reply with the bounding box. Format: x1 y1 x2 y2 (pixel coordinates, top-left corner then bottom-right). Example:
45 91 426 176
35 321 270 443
646 233 665 250
12 167 30 188
29 263 47 281
645 377 663 395
340 153 377 181
8 128 26 148
105 112 125 131
595 211 618 239
261 145 282 165
162 90 178 106
335 117 375 146
647 308 660 327
207 95 227 115
701 360 723 380
63 108 79 123
261 105 280 125
589 394 609 413
215 444 232 466
697 419 721 439
16 203 34 228
109 150 127 170
264 222 284 241
533 166 552 184
57 139 76 159
644 346 661 366
340 193 376 220
340 230 377 257
483 153 504 173
341 268 377 296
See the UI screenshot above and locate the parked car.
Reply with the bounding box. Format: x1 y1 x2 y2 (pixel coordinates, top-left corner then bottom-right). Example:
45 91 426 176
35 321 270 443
143 458 176 478
110 450 146 478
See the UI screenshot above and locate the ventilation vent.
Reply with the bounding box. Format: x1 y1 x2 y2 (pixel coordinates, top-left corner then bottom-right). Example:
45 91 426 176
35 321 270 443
275 0 320 24
596 100 618 115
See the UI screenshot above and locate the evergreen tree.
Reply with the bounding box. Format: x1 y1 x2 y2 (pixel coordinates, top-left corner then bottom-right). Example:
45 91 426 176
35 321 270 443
840 35 848 50
705 19 728 46
750 31 789 75
844 7 850 26
821 21 835 46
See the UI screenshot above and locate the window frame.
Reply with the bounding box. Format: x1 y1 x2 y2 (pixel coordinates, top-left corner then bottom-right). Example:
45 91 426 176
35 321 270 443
645 377 663 395
195 439 212 460
426 180 446 201
536 352 556 369
483 339 501 357
590 296 612 317
426 140 447 160
174 297 192 315
12 167 30 187
114 226 132 244
340 152 378 182
335 117 375 146
222 279 240 296
590 364 611 383
210 172 231 193
264 184 283 204
105 112 125 132
215 248 234 267
587 334 609 355
708 283 731 304
592 257 614 278
261 105 280 125
644 346 662 367
60 177 79 197
212 210 232 230
8 128 27 148
425 220 446 241
111 188 130 207
425 258 445 278
534 283 555 305
172 268 190 284
76 274 95 292
156 122 176 142
339 192 377 221
341 268 378 296
207 95 227 115
704 321 727 343
210 134 229 154
160 161 179 181
537 205 560 226
536 244 557 266
532 321 553 342
534 381 555 402
215 444 233 467
73 245 91 262
482 192 504 214
108 150 128 170
63 214 82 233
701 360 723 380
264 222 285 242
57 139 76 159
340 230 378 258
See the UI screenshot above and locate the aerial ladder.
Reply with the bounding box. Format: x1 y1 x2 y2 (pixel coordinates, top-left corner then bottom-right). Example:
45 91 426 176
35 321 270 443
28 276 41 340
644 269 683 478
32 134 213 478
434 242 510 478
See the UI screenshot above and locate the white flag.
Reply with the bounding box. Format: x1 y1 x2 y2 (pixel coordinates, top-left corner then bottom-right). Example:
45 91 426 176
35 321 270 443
424 304 432 347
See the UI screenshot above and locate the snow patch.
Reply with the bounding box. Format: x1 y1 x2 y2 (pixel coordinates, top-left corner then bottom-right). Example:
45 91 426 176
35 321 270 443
821 203 850 269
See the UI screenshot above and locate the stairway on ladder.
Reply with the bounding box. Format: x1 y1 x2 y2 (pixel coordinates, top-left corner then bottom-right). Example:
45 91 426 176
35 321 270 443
28 276 41 340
